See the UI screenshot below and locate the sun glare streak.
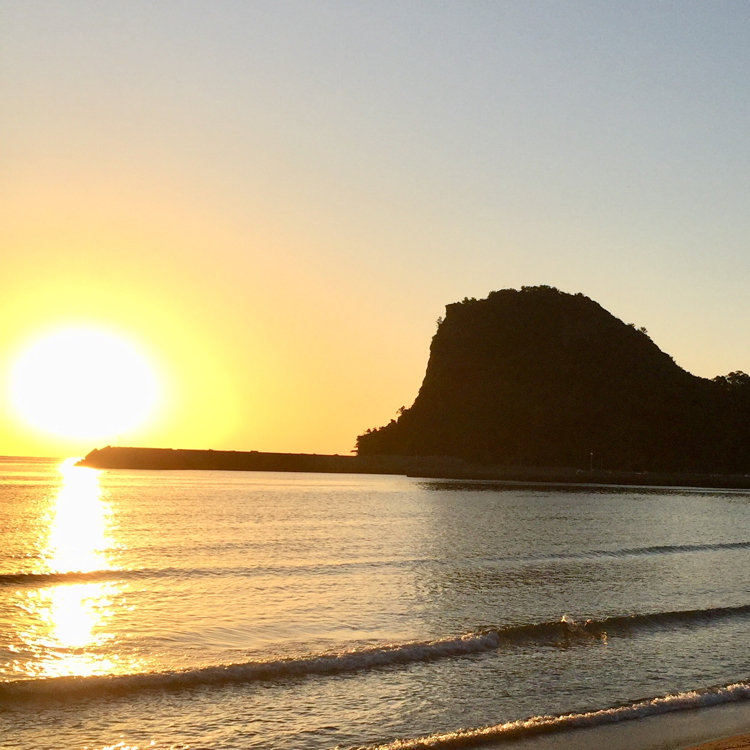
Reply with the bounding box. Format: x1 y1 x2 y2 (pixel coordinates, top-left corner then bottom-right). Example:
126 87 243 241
9 459 131 678
45 458 111 573
14 582 120 678
47 583 108 649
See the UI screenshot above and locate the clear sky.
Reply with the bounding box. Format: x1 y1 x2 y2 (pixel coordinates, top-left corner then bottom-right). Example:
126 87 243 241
3 0 750 458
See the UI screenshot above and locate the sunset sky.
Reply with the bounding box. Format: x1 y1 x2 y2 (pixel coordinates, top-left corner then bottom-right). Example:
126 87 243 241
3 1 750 458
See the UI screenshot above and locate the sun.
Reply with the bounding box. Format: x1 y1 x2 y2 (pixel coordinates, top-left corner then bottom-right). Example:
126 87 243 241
7 325 161 442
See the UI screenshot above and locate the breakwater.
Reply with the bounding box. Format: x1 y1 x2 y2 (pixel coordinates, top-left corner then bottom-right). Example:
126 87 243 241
77 446 750 488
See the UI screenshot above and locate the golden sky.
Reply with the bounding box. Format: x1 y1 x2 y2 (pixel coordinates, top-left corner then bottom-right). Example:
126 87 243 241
3 1 750 457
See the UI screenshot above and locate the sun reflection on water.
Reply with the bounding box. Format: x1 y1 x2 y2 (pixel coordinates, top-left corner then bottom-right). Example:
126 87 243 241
17 582 119 678
46 582 112 649
44 457 111 573
12 459 132 678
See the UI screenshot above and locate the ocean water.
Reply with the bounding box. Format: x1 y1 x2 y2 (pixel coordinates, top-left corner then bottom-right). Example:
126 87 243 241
2 457 750 749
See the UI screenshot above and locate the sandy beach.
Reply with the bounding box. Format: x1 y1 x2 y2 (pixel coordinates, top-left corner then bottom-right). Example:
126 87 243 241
471 701 750 750
687 735 750 749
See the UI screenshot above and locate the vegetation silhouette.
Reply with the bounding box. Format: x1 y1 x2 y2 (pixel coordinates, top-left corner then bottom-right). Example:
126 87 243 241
357 286 750 473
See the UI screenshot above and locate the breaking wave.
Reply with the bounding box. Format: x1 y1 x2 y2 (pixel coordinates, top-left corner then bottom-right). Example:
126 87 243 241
358 680 750 749
3 603 750 703
0 631 501 702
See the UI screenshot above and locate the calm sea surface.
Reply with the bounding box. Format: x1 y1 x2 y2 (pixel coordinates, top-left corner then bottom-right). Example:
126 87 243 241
2 457 750 749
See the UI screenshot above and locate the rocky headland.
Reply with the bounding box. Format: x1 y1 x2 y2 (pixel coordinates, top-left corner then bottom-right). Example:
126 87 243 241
357 286 750 475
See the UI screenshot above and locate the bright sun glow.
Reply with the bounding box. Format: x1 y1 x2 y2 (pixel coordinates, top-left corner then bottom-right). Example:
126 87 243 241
8 325 161 441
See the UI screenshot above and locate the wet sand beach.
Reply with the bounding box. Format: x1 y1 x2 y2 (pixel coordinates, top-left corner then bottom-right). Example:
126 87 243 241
474 701 750 750
686 734 750 749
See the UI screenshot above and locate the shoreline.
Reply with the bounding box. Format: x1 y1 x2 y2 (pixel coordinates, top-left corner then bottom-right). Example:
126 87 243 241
469 701 750 750
77 445 750 490
687 735 750 749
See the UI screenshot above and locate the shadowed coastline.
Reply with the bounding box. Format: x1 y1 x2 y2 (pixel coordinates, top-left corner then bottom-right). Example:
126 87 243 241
81 286 750 489
77 446 750 489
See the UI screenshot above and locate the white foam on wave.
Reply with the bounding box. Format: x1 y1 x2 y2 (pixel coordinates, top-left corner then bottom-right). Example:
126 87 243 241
1 631 502 701
359 680 750 749
7 603 749 702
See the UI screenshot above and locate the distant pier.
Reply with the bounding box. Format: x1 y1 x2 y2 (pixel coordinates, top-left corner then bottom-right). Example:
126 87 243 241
77 446 750 489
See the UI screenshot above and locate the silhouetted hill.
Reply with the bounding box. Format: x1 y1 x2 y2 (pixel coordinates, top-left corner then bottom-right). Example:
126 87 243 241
357 286 750 473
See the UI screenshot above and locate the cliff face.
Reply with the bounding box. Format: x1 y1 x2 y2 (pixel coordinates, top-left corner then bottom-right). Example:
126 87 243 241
357 286 750 472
